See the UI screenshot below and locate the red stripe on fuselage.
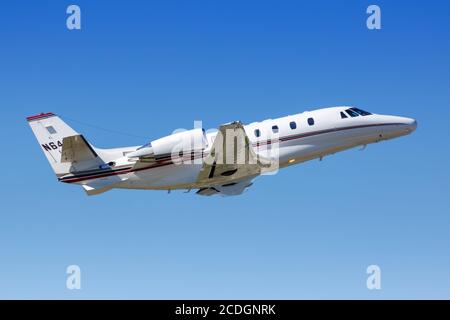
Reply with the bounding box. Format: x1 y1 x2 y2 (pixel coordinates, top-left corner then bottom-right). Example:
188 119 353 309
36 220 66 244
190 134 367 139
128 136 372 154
61 122 405 184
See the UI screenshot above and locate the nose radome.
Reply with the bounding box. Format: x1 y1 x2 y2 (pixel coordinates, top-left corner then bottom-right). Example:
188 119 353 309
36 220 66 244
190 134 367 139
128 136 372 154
402 117 417 132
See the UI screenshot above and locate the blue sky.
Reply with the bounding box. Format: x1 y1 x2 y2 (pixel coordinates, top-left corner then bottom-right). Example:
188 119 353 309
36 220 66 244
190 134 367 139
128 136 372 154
0 0 449 299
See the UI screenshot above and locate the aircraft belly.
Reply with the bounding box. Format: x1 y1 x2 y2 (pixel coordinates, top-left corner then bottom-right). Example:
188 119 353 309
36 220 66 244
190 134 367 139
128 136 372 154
274 127 382 165
125 163 203 189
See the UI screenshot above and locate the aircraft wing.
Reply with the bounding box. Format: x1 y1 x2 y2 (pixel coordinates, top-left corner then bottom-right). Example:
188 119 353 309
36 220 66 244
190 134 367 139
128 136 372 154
196 121 272 187
196 176 255 197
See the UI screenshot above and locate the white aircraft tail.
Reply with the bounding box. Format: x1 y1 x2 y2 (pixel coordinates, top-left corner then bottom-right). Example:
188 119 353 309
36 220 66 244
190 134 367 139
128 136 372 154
27 113 101 176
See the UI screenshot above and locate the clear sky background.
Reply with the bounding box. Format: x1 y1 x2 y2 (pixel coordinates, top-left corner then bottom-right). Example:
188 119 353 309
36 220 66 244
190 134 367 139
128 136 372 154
0 0 449 299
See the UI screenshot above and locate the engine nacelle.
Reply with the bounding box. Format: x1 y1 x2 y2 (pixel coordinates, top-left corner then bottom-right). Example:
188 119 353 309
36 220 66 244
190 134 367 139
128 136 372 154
128 128 207 160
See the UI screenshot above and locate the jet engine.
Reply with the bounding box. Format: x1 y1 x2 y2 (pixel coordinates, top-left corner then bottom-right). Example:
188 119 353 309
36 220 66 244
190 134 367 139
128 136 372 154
127 128 208 161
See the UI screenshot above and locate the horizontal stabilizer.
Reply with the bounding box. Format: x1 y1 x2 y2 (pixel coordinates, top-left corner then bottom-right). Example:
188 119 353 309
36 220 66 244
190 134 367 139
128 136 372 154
61 135 98 163
81 176 128 196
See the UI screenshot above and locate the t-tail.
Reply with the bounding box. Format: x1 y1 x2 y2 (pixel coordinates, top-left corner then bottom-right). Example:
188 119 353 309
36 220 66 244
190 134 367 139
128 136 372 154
27 113 138 195
27 113 113 192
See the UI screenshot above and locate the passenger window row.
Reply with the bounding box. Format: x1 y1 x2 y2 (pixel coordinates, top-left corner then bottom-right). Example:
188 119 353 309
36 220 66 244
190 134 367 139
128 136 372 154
254 117 315 137
253 107 372 138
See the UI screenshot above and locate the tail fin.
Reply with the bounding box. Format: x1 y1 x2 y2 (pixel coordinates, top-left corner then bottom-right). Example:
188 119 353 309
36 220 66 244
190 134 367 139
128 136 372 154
27 113 102 176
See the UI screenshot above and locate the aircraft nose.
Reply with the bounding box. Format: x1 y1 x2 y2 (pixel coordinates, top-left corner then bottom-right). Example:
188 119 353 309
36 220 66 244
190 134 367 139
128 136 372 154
404 117 417 132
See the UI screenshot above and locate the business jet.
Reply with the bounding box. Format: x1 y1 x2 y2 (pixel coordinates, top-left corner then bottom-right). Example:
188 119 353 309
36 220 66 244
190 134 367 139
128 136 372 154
27 106 416 196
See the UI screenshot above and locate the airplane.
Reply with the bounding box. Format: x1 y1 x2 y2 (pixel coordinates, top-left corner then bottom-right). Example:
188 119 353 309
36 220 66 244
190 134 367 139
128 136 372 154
27 106 417 196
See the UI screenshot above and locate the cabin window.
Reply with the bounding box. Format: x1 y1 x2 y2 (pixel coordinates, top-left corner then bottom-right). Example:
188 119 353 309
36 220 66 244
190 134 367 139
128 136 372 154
254 129 261 137
340 112 348 119
345 109 359 117
289 121 297 130
307 117 314 126
272 125 279 133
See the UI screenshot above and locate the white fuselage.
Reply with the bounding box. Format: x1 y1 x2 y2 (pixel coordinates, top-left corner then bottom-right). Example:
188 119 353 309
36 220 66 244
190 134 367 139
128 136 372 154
60 106 417 191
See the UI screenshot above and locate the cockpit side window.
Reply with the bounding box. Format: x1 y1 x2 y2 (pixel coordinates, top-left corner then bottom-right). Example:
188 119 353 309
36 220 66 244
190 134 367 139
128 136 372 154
345 109 359 117
350 107 372 116
340 111 348 119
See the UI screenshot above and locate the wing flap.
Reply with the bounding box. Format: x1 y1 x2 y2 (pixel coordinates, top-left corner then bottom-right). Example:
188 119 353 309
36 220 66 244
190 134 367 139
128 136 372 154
196 177 255 197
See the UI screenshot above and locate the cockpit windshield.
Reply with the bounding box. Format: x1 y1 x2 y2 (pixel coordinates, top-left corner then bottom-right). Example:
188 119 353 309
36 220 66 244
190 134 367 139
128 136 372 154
343 108 372 118
345 109 359 117
349 107 372 116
